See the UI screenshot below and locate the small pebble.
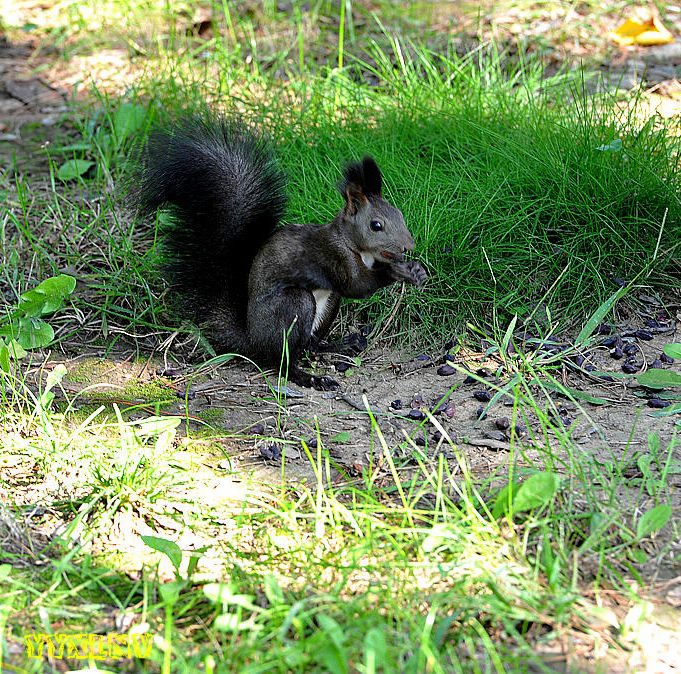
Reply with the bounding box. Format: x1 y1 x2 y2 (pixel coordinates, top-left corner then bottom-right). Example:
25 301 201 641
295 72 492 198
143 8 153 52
648 398 671 409
437 364 457 376
411 394 423 409
444 402 456 418
661 353 675 364
476 407 487 420
511 424 527 438
408 409 426 421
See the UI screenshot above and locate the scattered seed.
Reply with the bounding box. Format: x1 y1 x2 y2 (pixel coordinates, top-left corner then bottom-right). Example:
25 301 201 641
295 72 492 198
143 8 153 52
661 353 675 364
334 361 351 373
601 336 618 348
444 403 456 418
249 423 265 435
572 354 585 367
584 364 596 372
408 409 426 421
260 444 282 461
431 397 448 414
390 399 403 410
443 340 455 351
511 424 527 438
599 375 615 382
648 398 671 409
651 359 663 370
176 388 196 400
432 431 443 442
595 323 611 335
463 375 476 384
411 394 423 409
622 363 639 374
415 354 431 361
474 390 492 402
476 368 492 378
635 329 654 341
414 435 426 447
157 367 181 378
437 364 457 376
610 346 623 360
444 353 456 362
476 408 487 420
623 343 637 356
495 417 510 430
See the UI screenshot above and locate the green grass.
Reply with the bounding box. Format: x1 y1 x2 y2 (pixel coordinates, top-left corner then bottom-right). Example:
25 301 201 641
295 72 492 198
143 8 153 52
1 1 681 672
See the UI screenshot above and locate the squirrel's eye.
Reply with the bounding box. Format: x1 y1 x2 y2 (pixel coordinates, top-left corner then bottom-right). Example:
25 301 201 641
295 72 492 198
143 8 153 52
370 220 383 232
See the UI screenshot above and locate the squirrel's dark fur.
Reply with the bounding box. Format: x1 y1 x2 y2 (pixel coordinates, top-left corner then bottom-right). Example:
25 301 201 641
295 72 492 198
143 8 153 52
137 115 426 390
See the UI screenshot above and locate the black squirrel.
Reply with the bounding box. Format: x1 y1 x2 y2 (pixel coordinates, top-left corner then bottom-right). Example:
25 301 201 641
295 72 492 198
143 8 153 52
137 116 427 390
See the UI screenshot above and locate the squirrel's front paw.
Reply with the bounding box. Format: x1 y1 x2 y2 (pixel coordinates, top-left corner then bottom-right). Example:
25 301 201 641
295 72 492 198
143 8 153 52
395 260 427 288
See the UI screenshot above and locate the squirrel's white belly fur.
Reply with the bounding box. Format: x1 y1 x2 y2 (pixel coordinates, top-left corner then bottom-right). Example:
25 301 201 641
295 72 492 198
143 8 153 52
311 289 333 335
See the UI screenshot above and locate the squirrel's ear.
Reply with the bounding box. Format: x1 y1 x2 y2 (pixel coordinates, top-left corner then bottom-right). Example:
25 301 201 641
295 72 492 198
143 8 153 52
339 156 383 214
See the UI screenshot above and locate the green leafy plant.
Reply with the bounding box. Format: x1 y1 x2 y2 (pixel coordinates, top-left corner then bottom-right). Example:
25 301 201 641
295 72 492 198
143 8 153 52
0 274 76 371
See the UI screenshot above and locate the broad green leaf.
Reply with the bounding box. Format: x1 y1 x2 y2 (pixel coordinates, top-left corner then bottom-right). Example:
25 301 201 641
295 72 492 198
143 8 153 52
319 643 348 674
648 402 681 417
57 159 94 181
317 614 346 650
159 580 183 605
133 416 182 437
17 274 76 317
331 431 352 442
491 482 521 519
363 628 387 669
596 138 623 152
637 369 681 389
113 103 147 143
16 318 53 349
574 286 627 347
0 342 9 373
203 584 261 611
141 535 182 572
45 364 67 391
637 504 671 538
214 613 261 632
539 379 609 405
512 472 562 513
662 343 681 360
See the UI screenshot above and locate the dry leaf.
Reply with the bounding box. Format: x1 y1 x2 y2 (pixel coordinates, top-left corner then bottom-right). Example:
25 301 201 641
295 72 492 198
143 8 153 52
610 10 674 46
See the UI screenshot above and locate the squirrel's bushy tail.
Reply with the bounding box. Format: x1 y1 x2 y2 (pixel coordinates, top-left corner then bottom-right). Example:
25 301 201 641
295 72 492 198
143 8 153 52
137 116 287 326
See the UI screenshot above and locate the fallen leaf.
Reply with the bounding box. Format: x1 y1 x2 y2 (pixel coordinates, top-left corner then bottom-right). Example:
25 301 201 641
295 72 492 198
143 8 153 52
610 11 674 46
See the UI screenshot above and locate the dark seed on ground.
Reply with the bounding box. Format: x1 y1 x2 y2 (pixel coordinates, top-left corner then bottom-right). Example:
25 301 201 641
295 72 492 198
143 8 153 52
635 329 654 341
415 354 431 361
584 364 596 372
176 388 196 400
623 343 637 356
431 397 448 414
600 375 615 382
495 417 510 430
444 353 456 362
474 390 492 402
644 319 659 328
595 323 611 335
157 367 181 378
432 431 443 442
661 353 675 364
648 398 671 409
444 403 456 418
622 363 639 374
512 424 527 437
463 375 476 384
260 444 282 461
415 435 426 446
249 423 265 435
611 346 623 360
411 394 423 408
651 359 663 370
601 336 618 348
443 340 455 351
408 409 426 421
476 408 487 420
437 364 457 376
390 399 403 410
572 354 585 367
476 368 492 378
334 361 351 372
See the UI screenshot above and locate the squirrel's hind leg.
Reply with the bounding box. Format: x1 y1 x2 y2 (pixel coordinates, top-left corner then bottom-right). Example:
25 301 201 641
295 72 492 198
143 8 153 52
247 288 339 390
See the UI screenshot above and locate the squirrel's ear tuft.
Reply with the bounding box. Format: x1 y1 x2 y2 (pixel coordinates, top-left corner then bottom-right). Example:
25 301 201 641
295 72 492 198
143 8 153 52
339 156 383 214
